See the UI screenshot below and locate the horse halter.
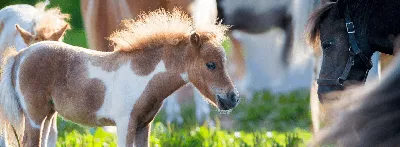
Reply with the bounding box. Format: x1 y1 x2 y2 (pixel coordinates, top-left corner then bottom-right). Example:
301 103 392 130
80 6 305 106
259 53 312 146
317 6 373 88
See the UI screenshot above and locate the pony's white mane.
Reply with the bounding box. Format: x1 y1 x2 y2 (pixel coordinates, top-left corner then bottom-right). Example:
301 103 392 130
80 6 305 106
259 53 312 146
109 8 228 52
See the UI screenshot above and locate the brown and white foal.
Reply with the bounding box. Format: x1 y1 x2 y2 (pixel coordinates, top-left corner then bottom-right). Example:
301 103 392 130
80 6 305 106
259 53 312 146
0 9 239 147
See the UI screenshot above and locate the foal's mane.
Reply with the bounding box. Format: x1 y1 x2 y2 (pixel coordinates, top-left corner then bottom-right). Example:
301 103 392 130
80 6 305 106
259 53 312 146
34 2 71 33
109 8 228 52
305 2 336 50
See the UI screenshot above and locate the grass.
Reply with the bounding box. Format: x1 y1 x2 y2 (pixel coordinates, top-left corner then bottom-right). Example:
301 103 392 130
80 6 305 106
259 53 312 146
57 123 311 147
55 89 313 147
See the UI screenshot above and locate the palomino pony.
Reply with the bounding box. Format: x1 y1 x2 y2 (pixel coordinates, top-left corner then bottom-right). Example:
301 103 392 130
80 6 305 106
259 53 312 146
0 9 239 146
0 2 70 146
80 0 218 126
311 49 400 146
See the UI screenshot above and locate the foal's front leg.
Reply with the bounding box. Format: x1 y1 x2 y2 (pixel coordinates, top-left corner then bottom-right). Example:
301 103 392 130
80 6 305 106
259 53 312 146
123 119 150 147
116 116 135 147
135 124 150 147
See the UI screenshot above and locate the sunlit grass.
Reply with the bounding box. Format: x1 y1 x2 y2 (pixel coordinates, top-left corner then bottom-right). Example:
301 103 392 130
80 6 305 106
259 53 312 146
57 122 311 147
56 90 312 147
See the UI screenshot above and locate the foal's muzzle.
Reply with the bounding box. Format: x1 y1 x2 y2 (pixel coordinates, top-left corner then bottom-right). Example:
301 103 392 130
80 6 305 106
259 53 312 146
217 91 240 110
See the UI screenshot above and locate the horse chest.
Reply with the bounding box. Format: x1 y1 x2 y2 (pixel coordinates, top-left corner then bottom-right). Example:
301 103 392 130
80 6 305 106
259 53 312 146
88 60 167 124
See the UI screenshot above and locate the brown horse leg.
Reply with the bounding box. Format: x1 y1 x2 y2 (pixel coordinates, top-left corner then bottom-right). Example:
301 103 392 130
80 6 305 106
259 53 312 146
22 95 53 147
115 117 136 147
22 116 42 147
281 16 293 67
229 34 246 80
135 124 150 147
41 111 57 147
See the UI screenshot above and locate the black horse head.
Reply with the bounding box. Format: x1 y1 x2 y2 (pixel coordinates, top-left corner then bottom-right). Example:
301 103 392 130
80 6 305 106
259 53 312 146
306 0 400 102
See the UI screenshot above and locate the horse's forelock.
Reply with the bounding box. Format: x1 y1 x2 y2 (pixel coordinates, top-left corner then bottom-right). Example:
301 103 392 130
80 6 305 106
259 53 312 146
305 2 336 50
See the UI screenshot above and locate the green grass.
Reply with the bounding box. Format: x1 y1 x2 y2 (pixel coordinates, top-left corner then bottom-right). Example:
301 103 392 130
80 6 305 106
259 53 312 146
233 90 311 132
57 123 311 147
55 90 313 147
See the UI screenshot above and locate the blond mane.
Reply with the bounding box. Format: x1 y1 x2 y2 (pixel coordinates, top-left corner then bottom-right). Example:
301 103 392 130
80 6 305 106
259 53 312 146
109 8 229 52
34 2 71 35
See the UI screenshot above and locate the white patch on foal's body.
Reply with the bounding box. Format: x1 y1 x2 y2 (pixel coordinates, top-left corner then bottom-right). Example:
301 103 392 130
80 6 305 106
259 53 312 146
180 72 189 82
88 60 166 147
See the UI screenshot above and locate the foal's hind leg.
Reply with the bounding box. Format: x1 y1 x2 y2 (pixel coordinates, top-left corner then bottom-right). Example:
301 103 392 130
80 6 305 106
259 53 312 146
22 96 54 147
41 112 57 147
23 116 42 147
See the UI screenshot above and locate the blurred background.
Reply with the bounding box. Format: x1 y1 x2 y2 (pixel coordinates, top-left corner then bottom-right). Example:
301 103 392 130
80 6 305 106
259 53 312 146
0 0 317 146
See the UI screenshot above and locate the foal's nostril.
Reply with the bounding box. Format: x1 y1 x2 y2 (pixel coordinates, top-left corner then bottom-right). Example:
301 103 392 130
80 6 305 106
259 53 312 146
227 91 237 103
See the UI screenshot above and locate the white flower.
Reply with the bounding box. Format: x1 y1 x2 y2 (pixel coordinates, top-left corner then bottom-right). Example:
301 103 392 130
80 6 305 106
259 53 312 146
229 138 234 143
266 132 273 138
234 132 241 138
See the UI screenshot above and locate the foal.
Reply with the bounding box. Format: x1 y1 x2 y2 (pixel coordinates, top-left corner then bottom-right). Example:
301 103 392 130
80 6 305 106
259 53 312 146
80 0 217 126
0 2 70 52
0 9 239 147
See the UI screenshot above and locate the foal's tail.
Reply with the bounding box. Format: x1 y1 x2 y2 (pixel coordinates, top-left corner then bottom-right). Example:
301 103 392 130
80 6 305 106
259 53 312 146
0 47 24 146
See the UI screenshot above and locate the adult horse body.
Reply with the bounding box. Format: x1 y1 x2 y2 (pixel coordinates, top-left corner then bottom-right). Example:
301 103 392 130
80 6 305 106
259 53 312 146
0 10 239 147
306 0 400 101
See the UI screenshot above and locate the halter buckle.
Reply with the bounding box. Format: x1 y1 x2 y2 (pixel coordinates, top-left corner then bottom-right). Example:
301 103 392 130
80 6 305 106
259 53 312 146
346 22 355 33
337 78 344 86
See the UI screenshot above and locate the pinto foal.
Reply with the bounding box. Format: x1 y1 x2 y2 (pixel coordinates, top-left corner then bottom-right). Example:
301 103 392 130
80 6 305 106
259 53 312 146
0 9 239 147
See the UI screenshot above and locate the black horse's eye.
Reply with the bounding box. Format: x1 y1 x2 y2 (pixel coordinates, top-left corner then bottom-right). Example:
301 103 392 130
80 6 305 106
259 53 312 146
322 41 334 49
206 62 216 70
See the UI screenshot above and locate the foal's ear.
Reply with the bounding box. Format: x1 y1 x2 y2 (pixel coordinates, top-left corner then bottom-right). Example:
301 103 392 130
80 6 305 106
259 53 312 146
50 24 70 41
190 32 201 47
15 24 34 44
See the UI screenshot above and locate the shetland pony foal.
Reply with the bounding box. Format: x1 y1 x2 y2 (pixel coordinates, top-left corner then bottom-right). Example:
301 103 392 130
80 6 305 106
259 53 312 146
0 9 239 147
0 2 70 52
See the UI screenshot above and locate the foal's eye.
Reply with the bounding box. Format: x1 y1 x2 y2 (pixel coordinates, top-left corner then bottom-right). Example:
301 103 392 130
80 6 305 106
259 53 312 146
322 41 334 49
206 62 216 70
